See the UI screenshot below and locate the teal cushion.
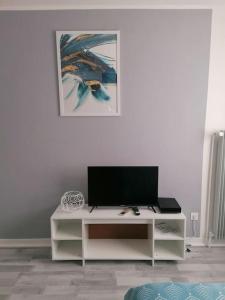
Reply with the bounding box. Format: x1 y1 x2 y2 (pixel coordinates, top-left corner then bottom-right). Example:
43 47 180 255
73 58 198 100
124 282 225 300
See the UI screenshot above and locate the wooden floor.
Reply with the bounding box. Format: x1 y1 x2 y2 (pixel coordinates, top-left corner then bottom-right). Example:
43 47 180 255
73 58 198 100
0 246 225 300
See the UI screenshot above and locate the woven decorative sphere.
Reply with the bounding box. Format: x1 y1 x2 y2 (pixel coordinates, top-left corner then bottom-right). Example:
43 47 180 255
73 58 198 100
61 191 85 212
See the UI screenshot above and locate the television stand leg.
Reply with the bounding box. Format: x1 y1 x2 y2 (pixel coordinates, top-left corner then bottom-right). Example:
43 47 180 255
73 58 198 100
89 206 96 213
151 206 156 213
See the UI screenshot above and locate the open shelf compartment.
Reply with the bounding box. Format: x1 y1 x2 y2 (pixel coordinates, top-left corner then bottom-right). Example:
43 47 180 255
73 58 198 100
154 240 185 260
52 240 82 260
84 223 153 260
154 219 185 240
85 239 152 260
52 219 82 240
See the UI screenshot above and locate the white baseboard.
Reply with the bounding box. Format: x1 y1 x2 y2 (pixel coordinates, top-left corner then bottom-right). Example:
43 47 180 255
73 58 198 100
0 237 204 248
208 240 225 247
185 237 206 246
0 239 51 248
0 237 223 248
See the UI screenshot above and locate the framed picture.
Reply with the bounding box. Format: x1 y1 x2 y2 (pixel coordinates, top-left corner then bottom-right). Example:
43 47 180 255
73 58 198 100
56 31 120 116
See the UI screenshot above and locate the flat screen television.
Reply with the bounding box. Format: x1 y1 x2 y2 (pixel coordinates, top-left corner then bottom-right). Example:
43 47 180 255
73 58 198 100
88 166 158 207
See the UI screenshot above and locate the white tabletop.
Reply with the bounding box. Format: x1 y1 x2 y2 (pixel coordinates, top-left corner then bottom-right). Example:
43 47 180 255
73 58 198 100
51 205 185 220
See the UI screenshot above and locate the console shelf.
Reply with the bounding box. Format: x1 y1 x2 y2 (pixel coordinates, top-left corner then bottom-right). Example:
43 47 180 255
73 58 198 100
154 219 184 240
51 206 186 265
154 240 184 260
52 219 82 240
52 240 82 260
85 239 152 260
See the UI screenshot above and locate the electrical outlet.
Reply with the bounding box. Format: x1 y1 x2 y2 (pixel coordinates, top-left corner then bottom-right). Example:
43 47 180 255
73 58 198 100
191 212 199 221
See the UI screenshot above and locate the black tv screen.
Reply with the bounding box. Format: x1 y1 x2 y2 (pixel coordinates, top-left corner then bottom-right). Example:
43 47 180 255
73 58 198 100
88 166 158 207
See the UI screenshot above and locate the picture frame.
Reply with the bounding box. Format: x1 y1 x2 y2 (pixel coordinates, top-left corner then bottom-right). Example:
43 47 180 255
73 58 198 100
56 31 120 116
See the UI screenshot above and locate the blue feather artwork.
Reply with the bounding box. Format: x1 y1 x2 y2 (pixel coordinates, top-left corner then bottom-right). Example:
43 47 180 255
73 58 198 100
56 31 120 116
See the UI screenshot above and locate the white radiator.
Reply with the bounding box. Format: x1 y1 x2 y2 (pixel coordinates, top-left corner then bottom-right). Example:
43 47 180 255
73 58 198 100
211 131 225 240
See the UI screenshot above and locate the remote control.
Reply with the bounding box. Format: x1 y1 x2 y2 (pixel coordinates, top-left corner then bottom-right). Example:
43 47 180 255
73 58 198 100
132 207 140 216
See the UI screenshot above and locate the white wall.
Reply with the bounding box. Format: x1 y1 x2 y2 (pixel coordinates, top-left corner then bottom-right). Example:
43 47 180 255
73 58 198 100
1 0 225 242
201 6 225 241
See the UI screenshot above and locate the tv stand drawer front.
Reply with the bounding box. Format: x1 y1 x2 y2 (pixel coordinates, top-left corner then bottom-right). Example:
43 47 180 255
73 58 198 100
84 219 151 224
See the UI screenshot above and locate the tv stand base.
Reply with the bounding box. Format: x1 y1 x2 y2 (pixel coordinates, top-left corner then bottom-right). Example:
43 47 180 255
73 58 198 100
89 206 97 213
51 206 186 266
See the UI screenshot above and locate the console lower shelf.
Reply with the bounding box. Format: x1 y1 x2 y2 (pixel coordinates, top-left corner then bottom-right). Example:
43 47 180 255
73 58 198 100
52 240 82 260
154 240 184 260
51 206 186 265
85 239 152 260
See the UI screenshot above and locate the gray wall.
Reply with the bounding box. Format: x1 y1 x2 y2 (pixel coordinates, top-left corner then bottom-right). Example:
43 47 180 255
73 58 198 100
0 10 211 238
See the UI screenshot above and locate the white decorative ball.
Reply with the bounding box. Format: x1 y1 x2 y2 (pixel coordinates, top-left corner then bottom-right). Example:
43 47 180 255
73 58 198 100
61 191 85 212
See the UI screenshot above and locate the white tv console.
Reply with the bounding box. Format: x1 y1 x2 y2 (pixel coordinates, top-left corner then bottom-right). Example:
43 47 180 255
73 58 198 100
51 206 186 266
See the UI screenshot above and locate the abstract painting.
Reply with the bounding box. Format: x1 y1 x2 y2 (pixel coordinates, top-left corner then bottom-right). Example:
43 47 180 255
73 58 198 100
56 31 120 116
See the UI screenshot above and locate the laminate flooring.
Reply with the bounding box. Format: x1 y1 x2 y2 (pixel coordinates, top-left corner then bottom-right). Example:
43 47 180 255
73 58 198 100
0 246 225 300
